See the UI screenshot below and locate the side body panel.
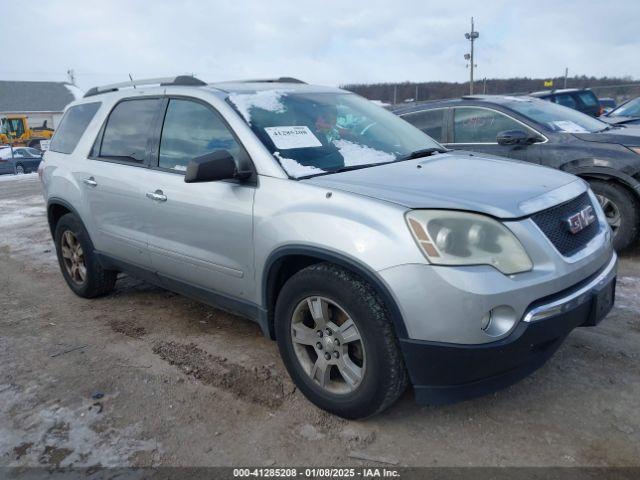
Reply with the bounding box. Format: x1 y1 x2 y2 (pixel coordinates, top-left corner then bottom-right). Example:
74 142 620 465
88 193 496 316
144 169 256 300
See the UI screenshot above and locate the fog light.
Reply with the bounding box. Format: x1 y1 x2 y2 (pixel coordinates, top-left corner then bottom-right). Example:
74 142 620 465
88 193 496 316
481 305 517 337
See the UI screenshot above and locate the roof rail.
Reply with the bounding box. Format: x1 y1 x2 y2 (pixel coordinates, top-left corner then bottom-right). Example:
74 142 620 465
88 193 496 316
241 77 306 84
84 75 206 98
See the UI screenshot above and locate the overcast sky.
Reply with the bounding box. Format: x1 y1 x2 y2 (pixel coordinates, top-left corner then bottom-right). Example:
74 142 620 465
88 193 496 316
5 0 639 90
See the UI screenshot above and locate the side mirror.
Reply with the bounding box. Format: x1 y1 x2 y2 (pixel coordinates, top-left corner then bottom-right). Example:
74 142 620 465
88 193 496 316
496 130 543 146
184 150 251 183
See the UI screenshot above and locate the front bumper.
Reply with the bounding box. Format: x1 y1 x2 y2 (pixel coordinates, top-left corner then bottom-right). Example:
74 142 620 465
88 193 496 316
399 253 617 405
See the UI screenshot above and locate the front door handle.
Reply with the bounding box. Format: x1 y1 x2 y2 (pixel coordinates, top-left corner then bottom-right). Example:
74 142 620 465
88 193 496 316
146 190 167 202
83 177 97 187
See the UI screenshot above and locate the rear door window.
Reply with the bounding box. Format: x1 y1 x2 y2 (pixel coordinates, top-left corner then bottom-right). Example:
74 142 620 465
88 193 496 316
401 109 446 142
99 99 162 164
453 107 528 143
50 102 101 154
158 99 243 172
577 91 598 107
552 94 577 109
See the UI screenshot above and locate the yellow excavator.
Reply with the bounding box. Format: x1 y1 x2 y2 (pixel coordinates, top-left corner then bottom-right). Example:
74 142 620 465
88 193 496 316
0 115 54 149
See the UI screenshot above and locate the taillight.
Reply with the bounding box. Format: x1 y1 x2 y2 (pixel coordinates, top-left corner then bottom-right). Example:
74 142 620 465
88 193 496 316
597 105 604 116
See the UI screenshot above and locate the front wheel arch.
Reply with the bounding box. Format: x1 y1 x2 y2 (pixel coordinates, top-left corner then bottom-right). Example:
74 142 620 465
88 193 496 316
560 163 640 200
263 246 409 341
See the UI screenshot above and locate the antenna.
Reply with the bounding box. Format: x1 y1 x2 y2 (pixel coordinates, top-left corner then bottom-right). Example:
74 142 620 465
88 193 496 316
66 69 76 85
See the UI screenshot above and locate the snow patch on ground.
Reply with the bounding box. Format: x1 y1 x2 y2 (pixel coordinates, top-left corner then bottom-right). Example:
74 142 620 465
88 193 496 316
333 139 395 167
0 172 39 182
0 180 56 269
274 152 325 178
228 90 286 124
0 382 160 467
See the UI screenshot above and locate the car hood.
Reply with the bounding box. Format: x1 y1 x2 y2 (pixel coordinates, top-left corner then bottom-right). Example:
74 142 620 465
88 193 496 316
601 116 639 125
304 152 584 219
572 128 640 146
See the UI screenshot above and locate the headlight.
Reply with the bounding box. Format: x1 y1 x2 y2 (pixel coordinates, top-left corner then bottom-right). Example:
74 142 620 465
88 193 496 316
406 210 533 275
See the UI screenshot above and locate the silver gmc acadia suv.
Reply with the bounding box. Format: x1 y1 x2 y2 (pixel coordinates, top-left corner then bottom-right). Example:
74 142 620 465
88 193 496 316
40 76 617 419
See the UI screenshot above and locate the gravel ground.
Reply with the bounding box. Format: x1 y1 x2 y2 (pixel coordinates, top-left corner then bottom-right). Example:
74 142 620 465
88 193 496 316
1 174 639 468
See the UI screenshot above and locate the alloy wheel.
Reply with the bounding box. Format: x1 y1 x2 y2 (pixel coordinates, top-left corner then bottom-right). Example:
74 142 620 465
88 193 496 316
290 296 366 394
596 194 622 232
15 165 24 175
60 230 87 284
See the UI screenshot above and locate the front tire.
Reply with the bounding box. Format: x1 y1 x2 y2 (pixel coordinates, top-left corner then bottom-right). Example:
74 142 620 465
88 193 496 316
589 180 639 251
54 213 117 298
15 164 25 175
275 263 408 419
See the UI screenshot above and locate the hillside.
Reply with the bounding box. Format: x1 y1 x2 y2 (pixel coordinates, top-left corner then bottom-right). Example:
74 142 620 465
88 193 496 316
342 76 640 104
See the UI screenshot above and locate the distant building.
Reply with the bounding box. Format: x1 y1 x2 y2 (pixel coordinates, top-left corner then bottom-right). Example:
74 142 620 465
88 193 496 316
0 80 83 129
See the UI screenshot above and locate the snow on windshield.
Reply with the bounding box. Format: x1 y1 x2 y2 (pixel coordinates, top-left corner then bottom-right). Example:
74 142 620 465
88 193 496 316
333 139 395 167
274 152 326 177
228 90 286 124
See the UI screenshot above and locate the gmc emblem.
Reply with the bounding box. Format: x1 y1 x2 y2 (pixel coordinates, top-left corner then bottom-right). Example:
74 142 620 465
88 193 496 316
566 205 596 234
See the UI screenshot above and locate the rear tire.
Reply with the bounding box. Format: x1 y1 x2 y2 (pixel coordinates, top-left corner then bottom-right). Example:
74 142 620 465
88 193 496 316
588 180 639 251
275 263 408 419
54 213 117 298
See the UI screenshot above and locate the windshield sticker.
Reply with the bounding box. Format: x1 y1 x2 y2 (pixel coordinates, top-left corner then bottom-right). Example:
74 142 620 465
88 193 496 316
550 120 589 133
228 90 286 124
265 126 323 150
274 151 326 178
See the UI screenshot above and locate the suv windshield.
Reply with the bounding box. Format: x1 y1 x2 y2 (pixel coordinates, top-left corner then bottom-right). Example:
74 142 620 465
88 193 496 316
227 91 441 178
612 98 640 117
506 98 607 133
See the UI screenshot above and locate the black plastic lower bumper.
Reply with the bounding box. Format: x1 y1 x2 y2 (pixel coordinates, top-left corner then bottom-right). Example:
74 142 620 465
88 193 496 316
400 274 616 406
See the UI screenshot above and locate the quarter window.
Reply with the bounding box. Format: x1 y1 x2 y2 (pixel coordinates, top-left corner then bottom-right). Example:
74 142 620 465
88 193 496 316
402 109 446 142
50 102 101 154
158 99 242 172
453 107 526 143
100 99 161 163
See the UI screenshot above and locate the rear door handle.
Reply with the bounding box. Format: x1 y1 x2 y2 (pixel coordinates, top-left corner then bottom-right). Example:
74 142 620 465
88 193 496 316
83 177 97 187
146 190 167 202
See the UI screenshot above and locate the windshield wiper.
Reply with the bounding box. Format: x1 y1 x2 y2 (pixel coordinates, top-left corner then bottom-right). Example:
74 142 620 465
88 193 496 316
295 147 450 179
330 163 387 174
399 147 449 161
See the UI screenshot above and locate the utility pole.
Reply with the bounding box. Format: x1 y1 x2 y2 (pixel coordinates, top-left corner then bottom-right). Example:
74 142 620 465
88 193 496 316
465 17 479 95
483 77 487 94
393 84 398 104
563 67 568 89
415 84 419 102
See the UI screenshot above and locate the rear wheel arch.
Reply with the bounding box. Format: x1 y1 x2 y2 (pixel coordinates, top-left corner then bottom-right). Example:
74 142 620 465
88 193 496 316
47 199 81 239
263 247 409 341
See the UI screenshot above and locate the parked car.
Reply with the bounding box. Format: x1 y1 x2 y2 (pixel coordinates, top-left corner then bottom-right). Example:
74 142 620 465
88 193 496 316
42 76 616 418
602 97 640 126
599 97 617 114
394 95 640 250
0 146 43 175
530 88 603 117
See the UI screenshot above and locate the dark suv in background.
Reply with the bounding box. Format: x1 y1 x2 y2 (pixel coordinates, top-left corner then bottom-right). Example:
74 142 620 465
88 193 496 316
529 88 603 117
394 95 640 250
